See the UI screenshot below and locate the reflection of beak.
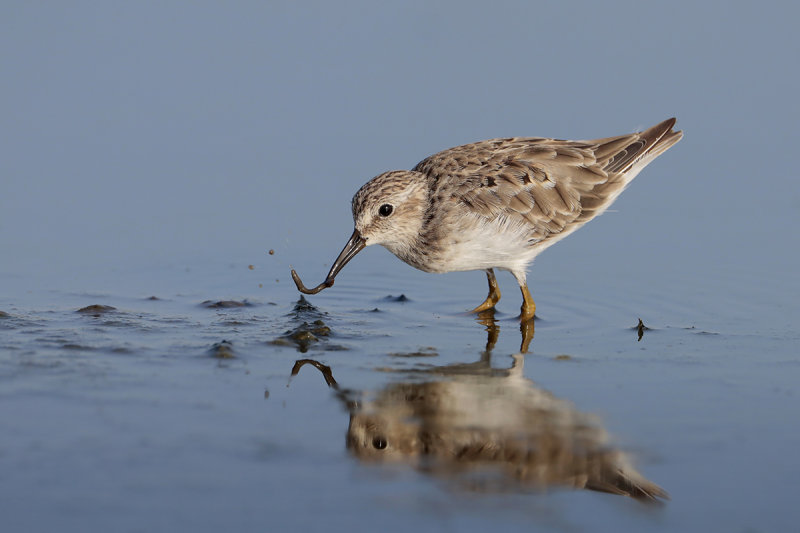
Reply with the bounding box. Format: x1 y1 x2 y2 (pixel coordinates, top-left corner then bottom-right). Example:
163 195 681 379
290 229 366 295
325 229 367 283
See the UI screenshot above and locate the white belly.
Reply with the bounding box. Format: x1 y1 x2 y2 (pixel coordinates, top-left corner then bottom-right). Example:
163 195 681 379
432 216 540 274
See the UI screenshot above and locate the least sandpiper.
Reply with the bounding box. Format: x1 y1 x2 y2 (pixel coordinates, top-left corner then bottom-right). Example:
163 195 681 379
292 118 682 321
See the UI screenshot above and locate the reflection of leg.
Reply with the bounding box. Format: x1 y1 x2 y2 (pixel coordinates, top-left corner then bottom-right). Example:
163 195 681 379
475 308 499 353
520 317 534 354
519 283 536 322
471 269 501 313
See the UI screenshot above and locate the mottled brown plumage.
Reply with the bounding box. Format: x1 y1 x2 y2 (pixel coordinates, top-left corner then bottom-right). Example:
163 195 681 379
292 118 682 320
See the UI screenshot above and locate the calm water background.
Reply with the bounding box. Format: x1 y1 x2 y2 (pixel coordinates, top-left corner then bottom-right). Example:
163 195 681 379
2 2 799 532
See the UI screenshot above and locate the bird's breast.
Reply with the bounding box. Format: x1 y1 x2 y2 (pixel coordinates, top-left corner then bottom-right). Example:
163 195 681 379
388 217 541 274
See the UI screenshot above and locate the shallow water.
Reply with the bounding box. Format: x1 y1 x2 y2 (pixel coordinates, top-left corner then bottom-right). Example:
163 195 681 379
3 3 800 531
2 254 798 533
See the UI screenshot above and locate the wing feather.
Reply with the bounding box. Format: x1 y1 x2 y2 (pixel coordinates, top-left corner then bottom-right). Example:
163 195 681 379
413 119 681 246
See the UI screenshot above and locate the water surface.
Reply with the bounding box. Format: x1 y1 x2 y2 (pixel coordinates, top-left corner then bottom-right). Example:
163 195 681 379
2 2 799 531
2 257 797 532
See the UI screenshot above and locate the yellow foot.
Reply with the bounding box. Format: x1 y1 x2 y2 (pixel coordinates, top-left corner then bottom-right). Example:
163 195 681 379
470 269 501 313
471 295 500 313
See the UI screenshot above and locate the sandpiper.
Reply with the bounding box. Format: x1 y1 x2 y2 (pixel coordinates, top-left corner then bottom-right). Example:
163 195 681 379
292 118 682 321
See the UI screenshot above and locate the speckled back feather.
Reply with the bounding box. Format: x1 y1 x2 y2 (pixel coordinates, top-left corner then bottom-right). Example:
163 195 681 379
413 118 682 245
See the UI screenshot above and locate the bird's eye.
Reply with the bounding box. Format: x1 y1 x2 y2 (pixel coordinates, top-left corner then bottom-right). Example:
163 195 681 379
378 204 394 217
372 436 387 450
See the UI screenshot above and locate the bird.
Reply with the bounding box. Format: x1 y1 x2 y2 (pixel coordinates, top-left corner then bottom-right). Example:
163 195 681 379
291 118 682 321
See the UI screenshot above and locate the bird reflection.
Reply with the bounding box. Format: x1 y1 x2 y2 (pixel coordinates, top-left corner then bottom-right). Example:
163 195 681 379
291 353 667 503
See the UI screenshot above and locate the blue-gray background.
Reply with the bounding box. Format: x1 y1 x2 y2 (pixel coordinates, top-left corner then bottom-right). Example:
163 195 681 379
3 2 797 292
2 2 800 532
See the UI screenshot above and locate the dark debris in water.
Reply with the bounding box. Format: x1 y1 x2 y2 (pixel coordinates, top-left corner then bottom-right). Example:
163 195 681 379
676 325 718 335
389 347 438 358
111 346 134 354
201 300 253 309
62 343 95 351
634 318 651 342
271 320 333 353
288 296 325 318
270 297 349 352
0 310 10 318
218 319 254 327
383 294 410 302
209 340 236 359
77 304 117 315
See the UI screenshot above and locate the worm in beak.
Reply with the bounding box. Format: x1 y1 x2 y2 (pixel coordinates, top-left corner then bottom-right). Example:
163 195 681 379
291 229 366 295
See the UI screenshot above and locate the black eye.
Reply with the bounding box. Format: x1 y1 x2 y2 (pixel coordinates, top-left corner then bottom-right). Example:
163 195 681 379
378 204 393 217
372 436 387 450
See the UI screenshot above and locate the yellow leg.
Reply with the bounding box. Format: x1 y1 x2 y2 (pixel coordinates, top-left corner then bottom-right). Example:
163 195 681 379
471 269 501 313
519 283 536 322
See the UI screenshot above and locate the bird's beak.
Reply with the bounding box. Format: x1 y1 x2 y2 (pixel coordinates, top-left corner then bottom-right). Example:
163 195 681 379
325 229 367 283
291 229 366 295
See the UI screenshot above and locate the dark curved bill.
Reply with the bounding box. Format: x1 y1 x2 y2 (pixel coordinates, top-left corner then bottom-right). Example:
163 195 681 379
290 229 366 295
324 229 366 282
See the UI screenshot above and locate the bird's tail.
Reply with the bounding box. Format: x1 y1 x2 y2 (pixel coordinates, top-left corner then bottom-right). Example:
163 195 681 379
598 117 683 177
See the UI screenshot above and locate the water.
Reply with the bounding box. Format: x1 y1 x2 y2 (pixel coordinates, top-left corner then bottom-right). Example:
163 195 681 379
1 252 798 532
3 2 800 531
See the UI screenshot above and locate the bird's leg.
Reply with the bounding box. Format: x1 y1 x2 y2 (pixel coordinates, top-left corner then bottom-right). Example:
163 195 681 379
519 283 536 322
470 269 501 313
